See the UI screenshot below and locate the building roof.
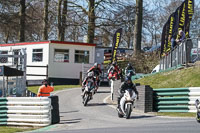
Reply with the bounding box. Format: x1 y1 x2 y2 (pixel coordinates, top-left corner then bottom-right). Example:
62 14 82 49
0 40 96 47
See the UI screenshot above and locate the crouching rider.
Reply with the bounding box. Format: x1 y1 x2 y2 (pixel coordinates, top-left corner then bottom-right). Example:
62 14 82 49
116 77 139 113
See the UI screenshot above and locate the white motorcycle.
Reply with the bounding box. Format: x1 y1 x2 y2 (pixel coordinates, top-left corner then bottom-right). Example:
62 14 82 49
117 89 137 119
195 99 200 123
82 81 95 106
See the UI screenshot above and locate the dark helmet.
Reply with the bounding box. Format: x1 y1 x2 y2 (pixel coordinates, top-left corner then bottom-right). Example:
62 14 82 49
125 77 132 83
128 63 131 66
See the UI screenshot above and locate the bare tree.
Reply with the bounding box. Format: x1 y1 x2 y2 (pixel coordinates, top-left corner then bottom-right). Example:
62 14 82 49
58 0 68 41
43 0 49 40
133 0 143 55
57 0 62 41
19 0 26 42
87 0 95 43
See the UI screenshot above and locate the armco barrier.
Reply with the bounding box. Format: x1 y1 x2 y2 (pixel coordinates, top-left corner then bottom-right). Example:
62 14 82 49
153 87 200 112
0 97 51 126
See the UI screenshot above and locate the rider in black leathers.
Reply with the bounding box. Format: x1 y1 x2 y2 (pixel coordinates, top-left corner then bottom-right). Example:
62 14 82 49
116 77 139 112
125 63 135 77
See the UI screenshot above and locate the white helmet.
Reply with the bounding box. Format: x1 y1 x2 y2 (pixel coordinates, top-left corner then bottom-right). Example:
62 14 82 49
94 62 98 68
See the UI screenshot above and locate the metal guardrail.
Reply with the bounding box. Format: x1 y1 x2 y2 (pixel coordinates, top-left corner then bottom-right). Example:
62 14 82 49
153 87 200 112
0 97 52 126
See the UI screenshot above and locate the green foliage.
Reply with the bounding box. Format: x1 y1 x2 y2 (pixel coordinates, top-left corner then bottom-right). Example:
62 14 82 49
134 66 200 88
28 85 80 94
127 52 160 74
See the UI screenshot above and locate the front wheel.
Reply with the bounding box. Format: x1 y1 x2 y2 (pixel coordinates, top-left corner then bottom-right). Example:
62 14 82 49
118 112 124 118
125 104 132 119
196 113 200 123
83 93 89 106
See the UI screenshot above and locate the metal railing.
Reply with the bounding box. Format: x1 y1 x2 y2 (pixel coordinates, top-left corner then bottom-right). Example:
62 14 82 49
160 38 200 71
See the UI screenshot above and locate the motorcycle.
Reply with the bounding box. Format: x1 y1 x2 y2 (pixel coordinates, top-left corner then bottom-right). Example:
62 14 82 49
195 99 200 123
82 80 95 106
108 70 121 80
117 89 137 119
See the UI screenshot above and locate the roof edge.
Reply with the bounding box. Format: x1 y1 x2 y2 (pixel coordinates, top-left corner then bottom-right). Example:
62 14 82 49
0 40 96 47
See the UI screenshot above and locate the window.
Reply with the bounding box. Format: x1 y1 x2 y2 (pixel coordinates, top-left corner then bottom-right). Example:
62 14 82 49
75 50 89 63
0 51 8 63
54 49 69 63
32 49 43 62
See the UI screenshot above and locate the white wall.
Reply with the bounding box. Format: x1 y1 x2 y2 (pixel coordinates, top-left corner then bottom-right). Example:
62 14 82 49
0 43 49 80
48 43 95 79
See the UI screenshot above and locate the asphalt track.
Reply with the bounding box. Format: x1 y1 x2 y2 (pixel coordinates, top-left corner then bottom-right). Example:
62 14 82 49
30 87 200 133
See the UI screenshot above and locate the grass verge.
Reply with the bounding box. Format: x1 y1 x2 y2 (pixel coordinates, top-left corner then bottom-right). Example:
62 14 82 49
28 85 80 94
156 112 196 117
134 66 200 117
0 126 37 133
134 66 200 88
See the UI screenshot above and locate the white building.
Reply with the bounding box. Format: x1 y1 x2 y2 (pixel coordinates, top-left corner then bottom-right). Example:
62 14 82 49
0 41 96 85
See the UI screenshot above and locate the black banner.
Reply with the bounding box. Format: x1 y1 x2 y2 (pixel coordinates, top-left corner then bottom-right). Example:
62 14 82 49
166 13 176 53
185 0 194 38
172 7 180 41
160 23 167 56
111 28 122 63
161 0 194 56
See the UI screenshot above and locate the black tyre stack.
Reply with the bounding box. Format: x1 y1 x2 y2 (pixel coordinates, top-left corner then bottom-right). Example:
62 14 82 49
49 95 60 124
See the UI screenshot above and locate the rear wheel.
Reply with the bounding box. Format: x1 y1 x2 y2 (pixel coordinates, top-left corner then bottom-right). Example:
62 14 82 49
83 93 89 106
125 104 132 119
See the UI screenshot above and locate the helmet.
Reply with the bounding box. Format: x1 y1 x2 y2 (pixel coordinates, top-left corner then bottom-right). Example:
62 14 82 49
94 62 98 68
125 77 132 82
128 63 131 66
87 72 94 77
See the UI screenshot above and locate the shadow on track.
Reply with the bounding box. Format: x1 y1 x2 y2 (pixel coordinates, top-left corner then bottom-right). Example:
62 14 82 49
129 115 155 119
60 110 79 114
86 102 112 107
96 90 110 94
59 118 82 124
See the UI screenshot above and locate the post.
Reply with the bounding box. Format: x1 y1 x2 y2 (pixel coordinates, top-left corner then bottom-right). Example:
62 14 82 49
46 65 48 79
79 72 82 85
3 75 5 97
111 80 114 101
